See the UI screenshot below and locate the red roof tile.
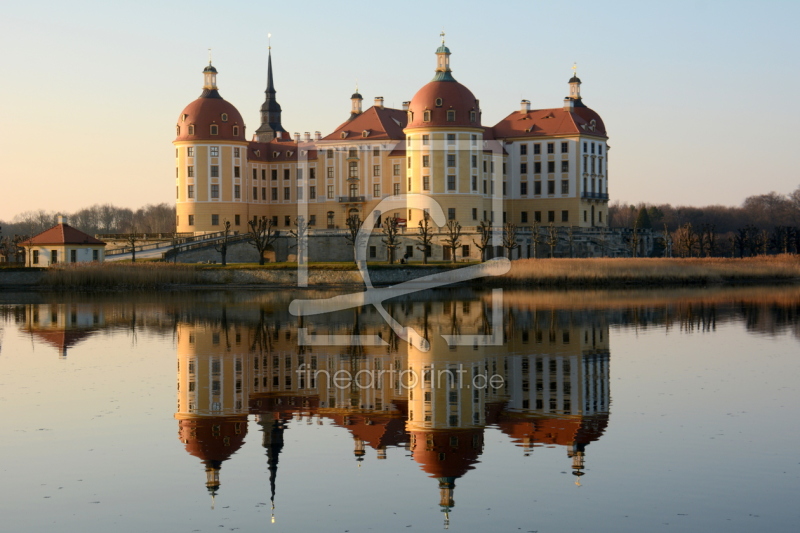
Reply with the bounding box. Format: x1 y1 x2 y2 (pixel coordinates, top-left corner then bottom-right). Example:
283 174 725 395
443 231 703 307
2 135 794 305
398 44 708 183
321 106 408 142
492 105 607 139
21 224 106 246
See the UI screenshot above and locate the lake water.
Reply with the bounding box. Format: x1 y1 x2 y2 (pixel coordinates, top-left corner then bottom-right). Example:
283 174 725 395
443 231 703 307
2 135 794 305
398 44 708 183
1 286 799 533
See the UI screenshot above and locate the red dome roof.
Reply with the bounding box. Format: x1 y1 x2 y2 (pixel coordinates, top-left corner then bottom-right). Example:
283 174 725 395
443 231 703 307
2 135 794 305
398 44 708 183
179 416 248 463
406 80 481 129
175 94 246 143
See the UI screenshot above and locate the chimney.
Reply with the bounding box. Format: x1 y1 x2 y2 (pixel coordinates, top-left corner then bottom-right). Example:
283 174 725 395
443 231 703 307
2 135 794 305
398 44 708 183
374 96 384 109
304 132 311 142
314 131 322 141
520 99 531 113
563 97 574 111
402 101 410 111
294 132 300 143
56 215 68 225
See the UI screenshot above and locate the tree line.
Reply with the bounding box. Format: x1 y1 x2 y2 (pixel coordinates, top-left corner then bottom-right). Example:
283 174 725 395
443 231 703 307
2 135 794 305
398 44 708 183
609 186 800 257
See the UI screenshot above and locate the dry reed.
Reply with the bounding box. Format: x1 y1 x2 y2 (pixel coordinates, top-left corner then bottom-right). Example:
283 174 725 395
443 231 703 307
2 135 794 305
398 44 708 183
41 262 201 289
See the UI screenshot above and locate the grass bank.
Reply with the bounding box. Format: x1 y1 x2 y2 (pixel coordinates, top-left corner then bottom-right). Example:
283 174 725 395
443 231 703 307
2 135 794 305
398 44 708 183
26 255 800 290
497 256 800 287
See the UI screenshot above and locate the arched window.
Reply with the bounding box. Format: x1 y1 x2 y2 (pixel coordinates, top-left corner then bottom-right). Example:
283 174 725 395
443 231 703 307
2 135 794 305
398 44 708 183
446 110 456 122
210 124 218 135
232 126 239 136
176 125 180 135
423 110 431 122
188 124 195 135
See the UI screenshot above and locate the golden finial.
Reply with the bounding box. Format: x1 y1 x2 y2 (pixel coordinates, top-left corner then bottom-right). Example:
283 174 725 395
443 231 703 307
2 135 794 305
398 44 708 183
572 62 577 76
208 48 212 66
440 30 446 44
268 33 272 50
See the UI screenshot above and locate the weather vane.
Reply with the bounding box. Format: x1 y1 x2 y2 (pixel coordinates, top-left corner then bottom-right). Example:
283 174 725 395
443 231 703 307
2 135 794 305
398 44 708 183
572 62 577 76
268 32 272 50
440 29 445 44
208 48 212 65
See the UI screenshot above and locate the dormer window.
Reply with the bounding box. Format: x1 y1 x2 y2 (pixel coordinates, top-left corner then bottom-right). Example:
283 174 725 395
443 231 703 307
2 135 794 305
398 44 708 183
232 126 239 136
221 113 228 122
470 110 476 122
181 114 188 122
254 149 260 157
273 151 279 158
362 130 370 138
210 124 219 135
446 110 456 122
176 126 180 135
341 131 348 139
408 111 413 122
435 98 443 107
423 110 431 122
287 151 294 157
188 124 195 135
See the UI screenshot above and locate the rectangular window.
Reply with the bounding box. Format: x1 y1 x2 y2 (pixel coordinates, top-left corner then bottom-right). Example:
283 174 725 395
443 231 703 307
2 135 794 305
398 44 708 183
253 187 258 200
561 180 569 194
520 182 528 195
327 185 334 198
211 184 219 198
561 160 569 172
262 187 267 200
534 211 541 222
423 176 430 191
92 249 98 261
447 154 456 167
234 148 240 158
369 246 377 258
285 216 290 227
210 166 219 178
422 155 430 168
297 187 303 200
187 185 194 198
534 181 541 195
252 168 257 180
234 166 240 178
471 175 477 191
502 182 507 195
373 165 380 176
235 214 240 226
297 168 303 180
520 144 527 155
547 161 555 173
561 142 568 153
284 169 290 180
547 143 554 154
447 133 456 145
521 211 528 223
272 215 278 226
533 143 541 155
309 186 316 199
448 208 456 220
547 181 555 195
262 169 266 180
271 188 277 200
599 144 603 155
211 214 219 225
483 180 487 194
188 214 194 226
422 134 430 145
472 208 477 220
50 250 57 264
272 169 278 180
447 175 456 191
548 211 555 223
234 185 240 199
462 245 470 257
309 214 316 226
327 149 334 159
393 183 400 196
599 159 603 174
520 162 527 174
393 163 400 176
349 161 358 178
284 187 290 200
187 147 194 157
408 156 411 168
446 110 456 121
69 249 76 263
471 155 477 168
210 146 219 157
591 143 596 154
373 147 380 156
327 166 334 178
561 210 569 222
309 168 315 180
373 184 381 197
32 250 39 264
187 166 194 177
534 162 541 174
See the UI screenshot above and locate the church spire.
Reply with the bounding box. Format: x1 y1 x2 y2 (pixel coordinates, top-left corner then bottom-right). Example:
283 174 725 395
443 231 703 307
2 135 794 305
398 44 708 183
256 38 286 142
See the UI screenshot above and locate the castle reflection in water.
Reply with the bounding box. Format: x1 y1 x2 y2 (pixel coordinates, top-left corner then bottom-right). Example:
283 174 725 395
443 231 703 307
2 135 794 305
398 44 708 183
171 290 611 524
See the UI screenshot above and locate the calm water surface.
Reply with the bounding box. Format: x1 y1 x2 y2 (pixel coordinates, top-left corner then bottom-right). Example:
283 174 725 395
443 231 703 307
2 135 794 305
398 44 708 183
1 287 799 533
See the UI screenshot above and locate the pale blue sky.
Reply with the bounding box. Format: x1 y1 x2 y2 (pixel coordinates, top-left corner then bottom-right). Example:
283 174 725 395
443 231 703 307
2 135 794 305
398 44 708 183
1 0 798 220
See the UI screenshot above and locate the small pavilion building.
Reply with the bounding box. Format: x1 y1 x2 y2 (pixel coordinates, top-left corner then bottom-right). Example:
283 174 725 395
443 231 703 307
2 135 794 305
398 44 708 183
21 216 106 267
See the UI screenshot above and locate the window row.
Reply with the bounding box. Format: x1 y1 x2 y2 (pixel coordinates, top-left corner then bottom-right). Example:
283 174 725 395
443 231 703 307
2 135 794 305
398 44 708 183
519 142 569 155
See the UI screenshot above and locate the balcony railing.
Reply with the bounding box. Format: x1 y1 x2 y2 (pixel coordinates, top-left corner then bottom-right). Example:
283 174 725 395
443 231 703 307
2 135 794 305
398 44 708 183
338 196 366 203
581 192 609 200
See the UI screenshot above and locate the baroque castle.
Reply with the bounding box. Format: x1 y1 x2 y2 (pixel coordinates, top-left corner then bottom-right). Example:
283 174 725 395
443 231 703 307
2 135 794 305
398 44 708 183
174 38 610 260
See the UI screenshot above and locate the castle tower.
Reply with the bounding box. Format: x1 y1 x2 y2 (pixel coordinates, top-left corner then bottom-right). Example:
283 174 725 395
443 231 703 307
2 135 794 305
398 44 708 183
255 47 287 142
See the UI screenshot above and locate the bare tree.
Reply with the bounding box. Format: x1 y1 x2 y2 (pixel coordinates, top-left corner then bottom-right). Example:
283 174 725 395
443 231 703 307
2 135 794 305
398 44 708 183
344 215 363 264
675 223 698 258
566 226 575 258
629 219 640 258
531 221 542 258
125 230 139 263
381 217 401 264
442 220 462 263
214 219 232 266
416 211 434 264
289 216 309 265
662 224 672 257
472 220 491 261
502 223 519 259
545 223 559 258
248 217 278 265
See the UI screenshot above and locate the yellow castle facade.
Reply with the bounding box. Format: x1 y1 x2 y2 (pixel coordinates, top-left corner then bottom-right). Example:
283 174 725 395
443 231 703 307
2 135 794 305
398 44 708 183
174 38 610 261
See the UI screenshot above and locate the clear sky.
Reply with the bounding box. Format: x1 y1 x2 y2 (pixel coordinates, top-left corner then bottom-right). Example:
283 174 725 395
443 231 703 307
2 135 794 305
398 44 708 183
1 0 798 220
